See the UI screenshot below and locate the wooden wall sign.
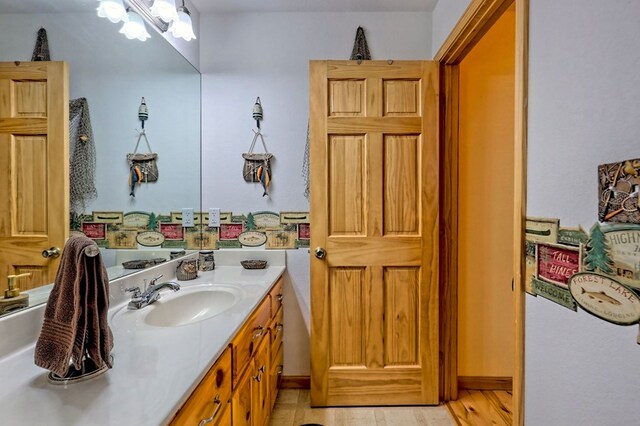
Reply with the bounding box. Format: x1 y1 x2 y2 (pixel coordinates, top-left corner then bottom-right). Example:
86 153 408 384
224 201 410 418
601 225 640 290
569 273 640 325
525 217 560 243
558 227 589 247
531 277 577 311
536 243 581 288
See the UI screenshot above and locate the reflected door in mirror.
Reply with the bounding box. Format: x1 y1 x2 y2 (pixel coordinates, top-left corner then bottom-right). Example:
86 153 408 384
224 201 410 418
0 61 69 293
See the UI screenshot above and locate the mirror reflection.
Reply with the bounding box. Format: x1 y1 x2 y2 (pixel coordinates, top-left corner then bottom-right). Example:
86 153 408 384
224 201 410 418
0 1 201 315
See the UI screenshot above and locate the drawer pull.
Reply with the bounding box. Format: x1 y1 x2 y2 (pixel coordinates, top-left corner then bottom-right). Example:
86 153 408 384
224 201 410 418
277 365 284 375
253 372 262 382
252 325 264 340
276 294 284 302
198 395 222 426
258 365 266 374
275 324 283 335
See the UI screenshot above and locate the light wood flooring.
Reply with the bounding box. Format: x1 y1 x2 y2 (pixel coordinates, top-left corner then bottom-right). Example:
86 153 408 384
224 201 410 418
269 390 455 426
446 390 513 425
270 389 512 426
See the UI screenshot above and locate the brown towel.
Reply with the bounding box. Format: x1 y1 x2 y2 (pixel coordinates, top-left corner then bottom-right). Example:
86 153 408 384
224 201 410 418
34 235 113 377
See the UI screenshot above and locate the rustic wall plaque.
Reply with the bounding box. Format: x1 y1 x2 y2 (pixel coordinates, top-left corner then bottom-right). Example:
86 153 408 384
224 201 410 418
532 278 577 311
536 243 581 288
526 217 560 243
598 158 640 224
569 272 640 325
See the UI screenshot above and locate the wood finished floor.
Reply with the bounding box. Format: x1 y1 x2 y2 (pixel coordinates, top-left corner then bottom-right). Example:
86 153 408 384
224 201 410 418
269 390 455 426
446 390 513 426
270 389 512 426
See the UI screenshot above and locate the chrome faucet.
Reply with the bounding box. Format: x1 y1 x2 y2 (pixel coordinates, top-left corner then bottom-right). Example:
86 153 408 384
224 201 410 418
126 274 180 310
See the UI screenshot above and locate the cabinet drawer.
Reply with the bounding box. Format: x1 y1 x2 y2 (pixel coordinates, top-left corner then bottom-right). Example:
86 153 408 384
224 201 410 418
269 305 283 362
269 277 284 317
231 296 271 385
170 347 232 426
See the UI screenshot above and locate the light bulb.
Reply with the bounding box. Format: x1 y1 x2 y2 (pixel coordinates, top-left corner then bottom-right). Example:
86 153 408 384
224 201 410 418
168 6 196 41
150 0 179 23
119 10 151 41
96 0 127 24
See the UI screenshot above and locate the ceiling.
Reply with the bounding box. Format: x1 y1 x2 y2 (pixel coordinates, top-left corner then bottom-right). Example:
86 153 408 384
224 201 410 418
0 0 94 13
0 0 440 14
190 0 439 13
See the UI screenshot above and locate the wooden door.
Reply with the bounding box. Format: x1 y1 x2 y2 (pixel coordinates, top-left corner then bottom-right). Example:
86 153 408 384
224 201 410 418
309 60 439 406
0 61 69 293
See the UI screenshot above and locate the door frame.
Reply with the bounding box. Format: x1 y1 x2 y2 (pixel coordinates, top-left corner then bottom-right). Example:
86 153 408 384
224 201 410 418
434 0 528 425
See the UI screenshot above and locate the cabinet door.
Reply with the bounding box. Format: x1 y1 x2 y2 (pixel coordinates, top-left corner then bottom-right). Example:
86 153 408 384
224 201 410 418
232 366 253 426
269 343 284 410
170 348 232 426
215 404 232 426
251 335 270 426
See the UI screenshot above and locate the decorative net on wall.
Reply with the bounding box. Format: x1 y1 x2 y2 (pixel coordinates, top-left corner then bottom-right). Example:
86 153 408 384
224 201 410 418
69 98 97 214
302 27 372 199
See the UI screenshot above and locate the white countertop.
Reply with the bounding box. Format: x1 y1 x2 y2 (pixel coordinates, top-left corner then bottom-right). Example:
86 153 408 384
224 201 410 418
0 251 285 426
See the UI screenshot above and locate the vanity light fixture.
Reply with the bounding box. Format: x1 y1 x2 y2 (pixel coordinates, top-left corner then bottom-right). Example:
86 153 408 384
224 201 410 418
168 1 197 41
150 0 179 24
119 8 151 42
97 0 196 42
96 0 127 24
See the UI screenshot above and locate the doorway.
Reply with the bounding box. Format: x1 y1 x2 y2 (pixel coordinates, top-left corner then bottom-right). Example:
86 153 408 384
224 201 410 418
436 0 528 424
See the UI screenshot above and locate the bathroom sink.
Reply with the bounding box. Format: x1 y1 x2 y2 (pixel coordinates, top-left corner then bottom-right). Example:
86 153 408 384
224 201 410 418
143 286 241 327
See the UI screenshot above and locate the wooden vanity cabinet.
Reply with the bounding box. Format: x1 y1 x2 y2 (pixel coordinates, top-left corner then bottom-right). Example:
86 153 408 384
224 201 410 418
169 347 232 426
170 276 284 426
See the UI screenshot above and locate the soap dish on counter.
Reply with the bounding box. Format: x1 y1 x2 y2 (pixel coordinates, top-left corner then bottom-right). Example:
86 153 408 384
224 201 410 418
241 260 267 269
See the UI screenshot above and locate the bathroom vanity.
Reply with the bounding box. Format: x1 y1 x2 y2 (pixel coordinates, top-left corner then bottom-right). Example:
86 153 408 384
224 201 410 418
0 250 285 426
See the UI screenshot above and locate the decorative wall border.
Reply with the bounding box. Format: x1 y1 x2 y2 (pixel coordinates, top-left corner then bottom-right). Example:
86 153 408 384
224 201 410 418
71 210 310 251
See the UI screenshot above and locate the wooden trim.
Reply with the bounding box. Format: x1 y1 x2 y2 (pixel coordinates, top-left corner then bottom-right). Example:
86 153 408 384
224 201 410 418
458 376 513 391
439 64 459 402
436 2 529 424
434 0 513 64
513 1 529 424
281 375 310 389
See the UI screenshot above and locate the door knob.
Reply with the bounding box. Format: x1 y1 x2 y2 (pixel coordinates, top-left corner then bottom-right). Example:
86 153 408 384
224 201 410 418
314 247 326 259
42 247 61 259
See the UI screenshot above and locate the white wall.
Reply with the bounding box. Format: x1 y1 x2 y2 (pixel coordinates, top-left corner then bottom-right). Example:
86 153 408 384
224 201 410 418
432 0 640 424
526 1 640 424
200 11 432 375
431 0 470 55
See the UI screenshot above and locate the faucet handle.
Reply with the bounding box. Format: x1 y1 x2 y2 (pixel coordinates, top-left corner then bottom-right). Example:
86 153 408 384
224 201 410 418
149 274 164 286
125 287 142 297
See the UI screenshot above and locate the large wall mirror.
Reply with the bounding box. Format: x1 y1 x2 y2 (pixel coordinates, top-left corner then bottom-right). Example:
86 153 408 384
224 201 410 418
0 0 201 315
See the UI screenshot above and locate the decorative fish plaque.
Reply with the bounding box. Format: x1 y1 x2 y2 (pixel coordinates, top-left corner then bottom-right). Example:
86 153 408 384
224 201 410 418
569 273 640 325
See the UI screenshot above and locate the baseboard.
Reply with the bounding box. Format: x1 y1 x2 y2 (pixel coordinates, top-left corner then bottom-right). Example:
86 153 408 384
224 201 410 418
458 376 512 391
281 375 310 389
